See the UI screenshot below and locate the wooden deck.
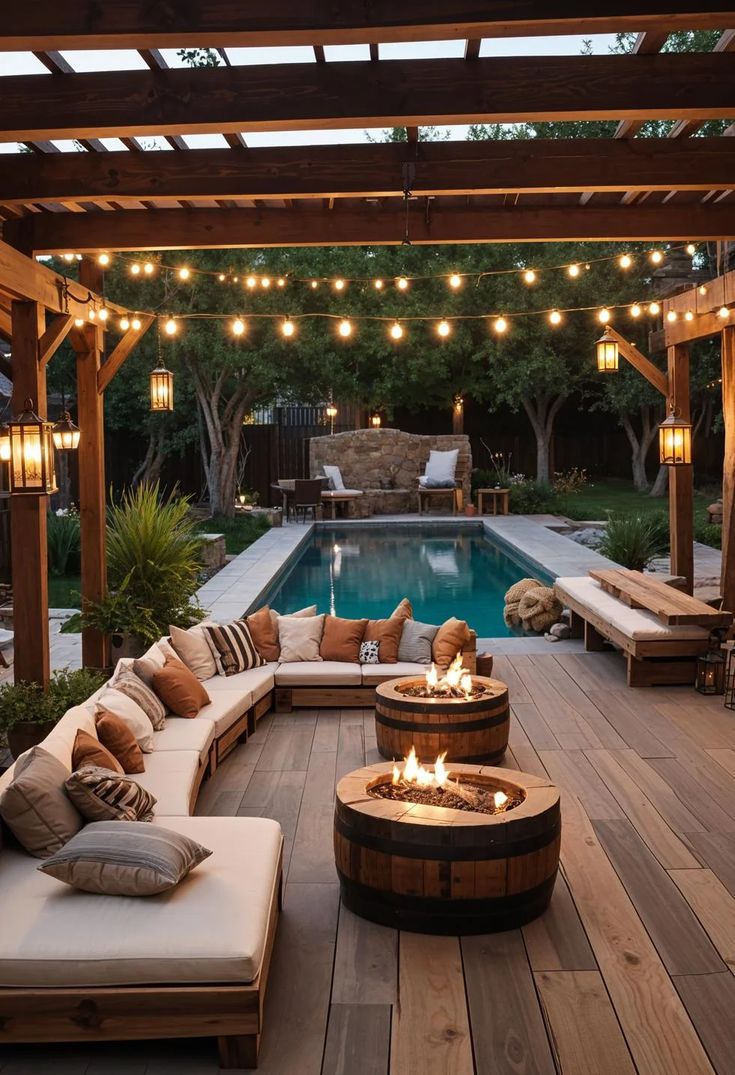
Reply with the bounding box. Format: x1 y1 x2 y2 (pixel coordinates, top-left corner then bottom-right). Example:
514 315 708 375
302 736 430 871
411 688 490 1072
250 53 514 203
4 651 735 1074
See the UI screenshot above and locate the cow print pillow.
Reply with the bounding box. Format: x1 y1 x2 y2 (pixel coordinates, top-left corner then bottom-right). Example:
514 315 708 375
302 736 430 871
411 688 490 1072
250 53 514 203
359 640 380 665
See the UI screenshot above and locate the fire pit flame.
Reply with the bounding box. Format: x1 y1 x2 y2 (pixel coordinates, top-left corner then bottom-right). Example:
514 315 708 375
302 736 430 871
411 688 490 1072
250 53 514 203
391 746 450 789
423 653 475 699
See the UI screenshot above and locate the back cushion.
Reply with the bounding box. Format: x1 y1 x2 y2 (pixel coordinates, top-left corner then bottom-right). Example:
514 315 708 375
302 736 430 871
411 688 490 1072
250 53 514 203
320 616 368 663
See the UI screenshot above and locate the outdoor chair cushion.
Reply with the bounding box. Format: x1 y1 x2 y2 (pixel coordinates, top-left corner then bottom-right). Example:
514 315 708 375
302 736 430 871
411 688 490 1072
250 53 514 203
93 690 155 752
151 717 216 762
275 661 362 686
361 662 432 684
203 663 277 707
323 464 345 490
555 577 712 642
0 815 282 987
195 690 251 738
128 749 201 817
398 620 439 664
202 620 265 676
111 668 167 730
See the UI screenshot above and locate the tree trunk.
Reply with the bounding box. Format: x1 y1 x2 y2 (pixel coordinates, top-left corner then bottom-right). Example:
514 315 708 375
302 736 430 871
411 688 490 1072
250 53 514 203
188 362 255 519
522 395 566 484
132 430 166 487
649 464 669 498
620 406 659 493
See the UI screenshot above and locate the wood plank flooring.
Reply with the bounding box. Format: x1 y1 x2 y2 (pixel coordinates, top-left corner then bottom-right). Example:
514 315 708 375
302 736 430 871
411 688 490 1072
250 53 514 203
4 651 735 1074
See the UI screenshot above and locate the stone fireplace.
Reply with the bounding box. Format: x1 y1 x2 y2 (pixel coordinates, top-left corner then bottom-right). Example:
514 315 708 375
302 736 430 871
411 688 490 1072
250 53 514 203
310 429 472 514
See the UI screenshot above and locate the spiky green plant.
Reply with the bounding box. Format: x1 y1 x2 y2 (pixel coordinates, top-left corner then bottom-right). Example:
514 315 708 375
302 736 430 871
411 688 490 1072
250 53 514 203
47 510 80 576
597 513 669 572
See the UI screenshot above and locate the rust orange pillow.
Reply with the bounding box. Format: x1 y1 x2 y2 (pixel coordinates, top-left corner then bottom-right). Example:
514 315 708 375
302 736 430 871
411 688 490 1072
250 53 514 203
246 605 280 662
153 657 210 719
320 616 368 663
72 729 124 775
432 617 471 669
391 597 413 621
95 709 145 774
363 617 405 664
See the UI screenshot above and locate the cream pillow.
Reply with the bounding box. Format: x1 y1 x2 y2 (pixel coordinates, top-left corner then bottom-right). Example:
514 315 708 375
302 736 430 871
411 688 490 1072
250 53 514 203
278 614 325 662
94 690 155 753
269 604 317 632
169 622 218 680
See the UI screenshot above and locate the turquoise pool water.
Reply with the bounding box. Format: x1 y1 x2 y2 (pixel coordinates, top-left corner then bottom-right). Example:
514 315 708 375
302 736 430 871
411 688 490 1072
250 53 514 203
259 524 552 638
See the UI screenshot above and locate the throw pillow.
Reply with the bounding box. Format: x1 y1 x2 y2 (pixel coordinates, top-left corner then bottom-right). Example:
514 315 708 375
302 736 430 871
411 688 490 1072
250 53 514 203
38 821 211 896
169 623 218 681
95 690 155 752
113 669 167 731
65 767 156 823
323 464 345 491
269 604 317 632
423 448 458 485
0 746 83 858
397 620 440 664
363 616 404 663
152 657 211 718
319 615 368 662
421 477 456 489
391 597 413 621
359 640 380 665
72 729 124 775
95 709 145 774
432 617 471 668
202 620 265 676
278 614 325 663
246 605 280 662
132 656 159 690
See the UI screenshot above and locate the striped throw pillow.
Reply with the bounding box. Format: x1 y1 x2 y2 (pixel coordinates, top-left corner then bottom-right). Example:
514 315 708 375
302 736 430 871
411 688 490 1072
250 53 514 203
113 669 167 730
65 766 157 823
202 620 265 676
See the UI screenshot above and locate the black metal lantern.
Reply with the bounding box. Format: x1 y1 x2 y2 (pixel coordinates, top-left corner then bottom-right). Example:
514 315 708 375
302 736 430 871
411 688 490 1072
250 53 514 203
696 648 727 695
596 329 619 373
52 411 81 451
724 648 735 710
150 366 174 412
7 398 57 495
659 407 692 466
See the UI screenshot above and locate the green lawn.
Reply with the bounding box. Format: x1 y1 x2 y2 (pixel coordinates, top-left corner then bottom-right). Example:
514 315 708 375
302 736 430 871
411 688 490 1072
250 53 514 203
48 574 80 609
193 513 270 556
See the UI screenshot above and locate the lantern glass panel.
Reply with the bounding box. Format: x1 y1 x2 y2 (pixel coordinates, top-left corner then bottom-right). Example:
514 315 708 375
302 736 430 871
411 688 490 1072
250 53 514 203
150 367 174 412
596 338 618 372
0 426 10 462
52 412 81 452
696 651 726 695
659 417 692 466
8 403 56 494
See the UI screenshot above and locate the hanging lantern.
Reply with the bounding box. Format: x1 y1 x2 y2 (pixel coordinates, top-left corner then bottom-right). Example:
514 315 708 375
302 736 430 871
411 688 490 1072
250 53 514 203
150 366 174 412
52 411 81 452
659 407 692 466
724 648 735 710
371 414 381 428
0 423 10 463
596 329 619 373
7 398 57 495
696 644 727 696
326 404 338 419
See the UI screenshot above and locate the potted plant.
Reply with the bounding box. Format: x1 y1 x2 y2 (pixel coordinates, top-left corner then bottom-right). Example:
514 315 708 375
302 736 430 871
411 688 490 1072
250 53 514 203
0 668 107 759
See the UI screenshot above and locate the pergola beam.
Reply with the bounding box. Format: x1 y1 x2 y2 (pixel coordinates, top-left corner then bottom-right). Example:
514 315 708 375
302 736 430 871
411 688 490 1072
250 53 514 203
2 4 732 49
38 313 73 367
8 203 735 253
97 314 155 393
2 139 734 205
0 238 126 320
1 54 733 142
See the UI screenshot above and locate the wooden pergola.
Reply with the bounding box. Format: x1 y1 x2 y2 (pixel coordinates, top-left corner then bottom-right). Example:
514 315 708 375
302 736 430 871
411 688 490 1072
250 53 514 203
0 3 734 683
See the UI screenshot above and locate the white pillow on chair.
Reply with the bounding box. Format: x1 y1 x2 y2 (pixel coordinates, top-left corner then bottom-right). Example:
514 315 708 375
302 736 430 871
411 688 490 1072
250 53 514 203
422 449 458 485
323 465 345 491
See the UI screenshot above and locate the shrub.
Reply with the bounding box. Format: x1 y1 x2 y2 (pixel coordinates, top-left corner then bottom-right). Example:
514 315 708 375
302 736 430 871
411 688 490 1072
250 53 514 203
47 508 80 576
597 513 669 571
195 513 270 556
0 667 107 738
695 521 722 550
508 480 556 515
552 467 589 497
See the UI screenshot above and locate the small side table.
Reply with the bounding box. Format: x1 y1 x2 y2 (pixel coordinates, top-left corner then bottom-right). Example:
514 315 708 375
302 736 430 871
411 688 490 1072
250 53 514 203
477 488 510 516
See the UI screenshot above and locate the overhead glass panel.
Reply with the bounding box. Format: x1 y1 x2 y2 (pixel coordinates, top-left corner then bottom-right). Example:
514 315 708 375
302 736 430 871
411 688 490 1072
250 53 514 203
60 50 148 71
0 52 48 75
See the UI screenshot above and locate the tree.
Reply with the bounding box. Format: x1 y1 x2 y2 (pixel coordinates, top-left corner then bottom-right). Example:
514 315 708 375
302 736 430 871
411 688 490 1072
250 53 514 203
594 365 665 491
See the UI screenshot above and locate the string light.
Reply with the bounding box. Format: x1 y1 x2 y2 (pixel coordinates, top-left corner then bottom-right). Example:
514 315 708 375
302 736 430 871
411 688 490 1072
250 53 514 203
686 243 696 256
218 273 226 282
334 278 346 291
390 322 404 340
164 316 178 336
549 310 562 326
666 310 677 323
281 318 296 338
62 253 75 263
522 269 536 285
310 280 319 290
119 316 130 331
630 304 642 318
231 317 246 336
277 278 286 288
567 264 580 278
396 277 409 291
233 276 239 283
598 308 611 324
648 301 661 316
374 279 384 290
448 273 462 289
650 250 663 265
131 316 142 331
177 267 190 281
246 275 257 289
88 308 96 321
261 277 271 289
719 306 730 320
338 319 353 338
684 310 694 322
436 319 451 337
98 306 108 323
699 285 707 296
74 317 84 327
618 254 632 269
130 263 141 276
143 261 154 275
494 316 508 334
97 253 110 267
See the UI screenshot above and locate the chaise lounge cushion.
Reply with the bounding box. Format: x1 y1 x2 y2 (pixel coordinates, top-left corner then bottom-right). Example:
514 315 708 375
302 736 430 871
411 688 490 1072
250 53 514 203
555 577 711 642
128 750 202 817
0 815 282 987
275 661 362 687
361 662 432 684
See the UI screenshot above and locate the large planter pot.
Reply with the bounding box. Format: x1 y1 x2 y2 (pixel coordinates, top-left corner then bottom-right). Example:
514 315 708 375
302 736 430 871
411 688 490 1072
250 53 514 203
110 632 146 661
7 721 51 760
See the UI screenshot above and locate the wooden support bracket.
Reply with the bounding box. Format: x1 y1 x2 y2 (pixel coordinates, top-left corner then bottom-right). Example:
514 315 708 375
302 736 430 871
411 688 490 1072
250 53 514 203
97 313 154 393
607 327 669 397
38 313 73 367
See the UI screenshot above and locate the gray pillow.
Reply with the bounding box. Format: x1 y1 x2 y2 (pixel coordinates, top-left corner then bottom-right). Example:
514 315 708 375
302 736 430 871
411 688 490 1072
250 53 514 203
397 620 440 664
38 821 212 896
0 746 83 858
422 478 456 489
132 657 158 690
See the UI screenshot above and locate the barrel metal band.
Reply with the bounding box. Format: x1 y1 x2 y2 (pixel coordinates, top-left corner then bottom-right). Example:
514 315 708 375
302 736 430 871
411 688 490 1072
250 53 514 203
375 706 509 735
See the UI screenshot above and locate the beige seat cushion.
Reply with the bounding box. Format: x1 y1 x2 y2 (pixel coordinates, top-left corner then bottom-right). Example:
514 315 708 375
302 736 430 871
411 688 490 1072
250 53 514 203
196 690 251 737
360 662 429 684
0 815 282 987
275 661 362 686
152 717 215 761
555 577 711 642
204 663 276 706
128 750 202 816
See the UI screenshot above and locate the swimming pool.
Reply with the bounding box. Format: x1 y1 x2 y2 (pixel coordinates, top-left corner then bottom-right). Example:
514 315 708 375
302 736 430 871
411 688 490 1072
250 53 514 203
258 524 553 638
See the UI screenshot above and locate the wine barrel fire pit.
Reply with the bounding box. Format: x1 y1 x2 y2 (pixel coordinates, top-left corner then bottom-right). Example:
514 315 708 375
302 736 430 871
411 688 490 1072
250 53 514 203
375 674 509 764
334 758 560 935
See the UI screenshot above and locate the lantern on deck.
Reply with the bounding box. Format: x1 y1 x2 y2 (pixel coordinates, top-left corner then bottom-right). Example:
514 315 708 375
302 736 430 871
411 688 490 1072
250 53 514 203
7 398 57 494
596 329 619 373
52 411 81 452
696 635 727 695
724 649 735 710
150 366 174 412
659 407 692 466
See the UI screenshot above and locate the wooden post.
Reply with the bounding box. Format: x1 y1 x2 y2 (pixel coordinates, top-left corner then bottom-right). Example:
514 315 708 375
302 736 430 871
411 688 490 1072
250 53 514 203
721 326 735 616
667 344 694 594
10 300 50 685
74 259 109 670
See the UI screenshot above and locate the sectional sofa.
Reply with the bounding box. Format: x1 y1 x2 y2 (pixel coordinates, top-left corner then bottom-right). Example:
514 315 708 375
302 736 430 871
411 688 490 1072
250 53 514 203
0 615 476 1067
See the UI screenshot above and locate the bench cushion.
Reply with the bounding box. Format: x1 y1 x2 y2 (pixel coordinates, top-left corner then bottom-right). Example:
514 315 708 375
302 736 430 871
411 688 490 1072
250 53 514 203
275 661 362 686
556 577 711 642
152 717 215 762
203 663 276 706
129 750 202 816
361 662 429 684
195 690 250 737
0 815 282 987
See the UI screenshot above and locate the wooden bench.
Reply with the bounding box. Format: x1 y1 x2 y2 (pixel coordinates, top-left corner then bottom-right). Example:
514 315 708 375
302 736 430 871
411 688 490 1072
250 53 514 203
589 569 732 627
554 576 729 687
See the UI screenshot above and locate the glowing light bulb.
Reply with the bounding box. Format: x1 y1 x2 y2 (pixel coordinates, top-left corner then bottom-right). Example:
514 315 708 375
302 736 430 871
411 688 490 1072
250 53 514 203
119 316 130 331
686 243 696 256
164 317 178 336
549 310 562 326
218 273 226 282
281 318 296 338
334 278 346 291
88 308 96 321
390 322 404 340
650 250 663 264
338 319 353 338
648 301 661 316
277 277 286 287
374 278 384 290
719 306 730 320
231 317 246 336
131 316 142 331
619 254 632 269
130 263 141 275
494 316 508 334
396 277 408 291
437 319 451 337
74 317 84 328
97 253 110 267
246 275 257 289
233 276 239 283
699 285 707 296
448 273 462 289
310 280 319 289
567 264 580 278
685 310 694 321
261 276 271 289
98 306 108 322
666 310 677 323
177 267 190 281
523 269 536 285
143 261 154 275
598 308 611 324
62 253 75 263
630 304 642 318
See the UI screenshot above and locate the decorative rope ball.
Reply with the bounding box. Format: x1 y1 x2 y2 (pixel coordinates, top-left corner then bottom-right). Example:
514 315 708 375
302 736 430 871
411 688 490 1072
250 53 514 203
518 586 564 634
503 577 542 629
